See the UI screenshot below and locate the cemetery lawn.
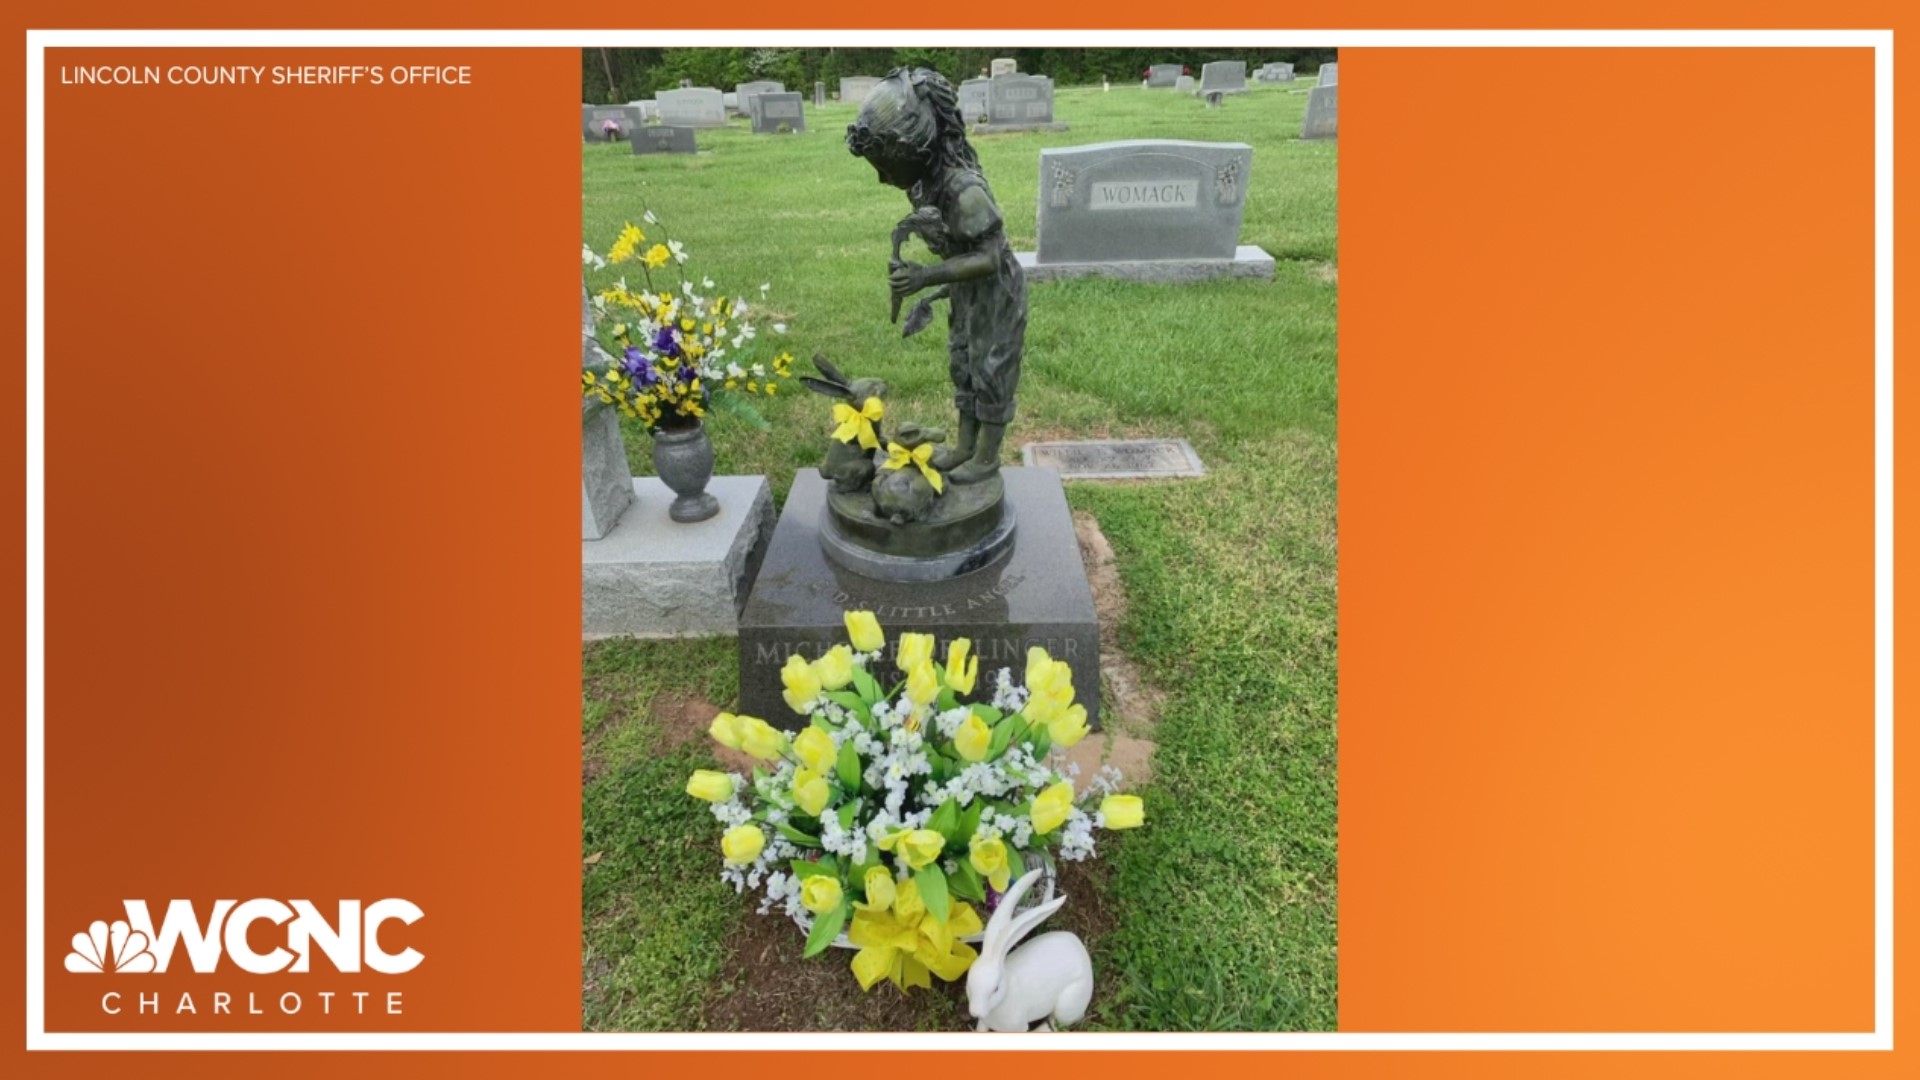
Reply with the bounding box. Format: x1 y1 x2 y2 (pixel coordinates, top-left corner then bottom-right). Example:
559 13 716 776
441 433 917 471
582 80 1337 1032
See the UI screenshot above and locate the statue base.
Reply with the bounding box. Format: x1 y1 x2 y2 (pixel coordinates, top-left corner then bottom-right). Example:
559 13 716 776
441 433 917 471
821 471 1014 582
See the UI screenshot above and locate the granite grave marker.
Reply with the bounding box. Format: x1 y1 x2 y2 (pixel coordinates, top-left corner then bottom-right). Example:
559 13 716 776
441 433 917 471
582 104 642 141
1301 84 1338 139
1145 63 1181 88
748 91 806 134
656 87 727 129
1021 438 1206 480
976 73 1069 134
839 76 881 105
630 125 697 155
1199 60 1248 96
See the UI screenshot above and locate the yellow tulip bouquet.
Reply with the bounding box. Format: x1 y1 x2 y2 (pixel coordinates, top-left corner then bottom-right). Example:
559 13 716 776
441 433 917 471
685 610 1144 994
581 211 793 432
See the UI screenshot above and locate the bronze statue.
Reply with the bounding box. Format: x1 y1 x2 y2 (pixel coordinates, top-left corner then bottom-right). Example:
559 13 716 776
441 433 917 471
846 67 1028 485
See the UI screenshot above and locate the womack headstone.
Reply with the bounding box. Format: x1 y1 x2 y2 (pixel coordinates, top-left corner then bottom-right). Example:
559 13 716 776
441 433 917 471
1319 62 1338 86
749 92 806 134
1199 60 1248 96
631 125 697 155
839 76 881 105
1301 84 1338 139
976 73 1068 133
1145 63 1181 88
1015 139 1275 283
735 80 783 117
991 57 1018 77
959 77 991 123
582 104 642 142
656 88 727 129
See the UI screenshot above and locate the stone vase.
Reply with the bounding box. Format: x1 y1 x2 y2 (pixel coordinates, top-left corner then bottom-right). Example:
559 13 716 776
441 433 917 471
651 421 720 523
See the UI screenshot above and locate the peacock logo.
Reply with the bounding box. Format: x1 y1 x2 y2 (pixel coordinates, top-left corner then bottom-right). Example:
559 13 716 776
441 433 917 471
64 919 156 974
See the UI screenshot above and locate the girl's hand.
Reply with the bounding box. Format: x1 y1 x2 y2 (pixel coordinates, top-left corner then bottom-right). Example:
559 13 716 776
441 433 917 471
889 260 927 299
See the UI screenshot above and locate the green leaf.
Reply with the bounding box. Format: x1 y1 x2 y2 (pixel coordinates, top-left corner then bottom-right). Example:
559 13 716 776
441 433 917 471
988 717 1015 760
711 389 773 431
958 799 984 844
937 687 959 712
948 859 985 903
837 798 860 832
852 666 882 706
824 690 870 720
970 703 1004 725
1027 723 1052 759
836 738 862 791
777 821 823 848
802 901 847 959
914 867 950 925
928 798 960 845
791 857 837 880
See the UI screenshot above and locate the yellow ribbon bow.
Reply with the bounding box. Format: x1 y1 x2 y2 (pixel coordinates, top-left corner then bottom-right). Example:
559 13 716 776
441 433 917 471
882 441 945 494
831 397 885 450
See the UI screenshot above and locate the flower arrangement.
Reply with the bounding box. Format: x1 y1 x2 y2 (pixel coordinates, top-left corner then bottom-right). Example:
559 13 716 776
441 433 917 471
581 212 793 432
686 610 1144 994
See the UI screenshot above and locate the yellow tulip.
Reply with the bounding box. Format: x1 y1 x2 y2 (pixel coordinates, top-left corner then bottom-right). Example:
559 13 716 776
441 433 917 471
721 824 765 866
793 726 836 774
905 660 940 707
953 713 992 763
844 610 885 653
801 875 843 915
684 769 734 803
781 654 823 714
892 875 926 921
945 638 978 695
896 632 935 675
968 834 1012 892
1023 648 1076 726
1031 780 1075 835
859 866 897 911
880 828 946 870
709 712 746 750
792 766 831 817
738 715 788 762
1100 794 1145 830
812 644 855 691
1042 704 1090 749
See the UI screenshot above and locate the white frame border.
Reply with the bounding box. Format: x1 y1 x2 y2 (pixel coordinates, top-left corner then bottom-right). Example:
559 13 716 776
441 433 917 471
21 27 1894 1053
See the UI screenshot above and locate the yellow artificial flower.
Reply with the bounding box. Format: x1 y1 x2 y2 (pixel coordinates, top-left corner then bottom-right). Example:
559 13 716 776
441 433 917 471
608 222 645 264
968 834 1012 892
845 610 884 653
781 654 823 714
684 769 734 803
709 712 746 750
721 824 765 866
813 644 855 691
896 632 935 675
878 828 947 870
847 875 981 993
905 660 940 708
1041 703 1090 749
1031 780 1075 835
801 875 843 915
644 243 671 269
793 726 837 774
792 766 830 817
1023 647 1077 726
882 441 944 494
891 874 926 923
857 866 897 912
1100 794 1145 830
953 713 992 763
944 638 978 695
830 397 885 450
738 715 789 762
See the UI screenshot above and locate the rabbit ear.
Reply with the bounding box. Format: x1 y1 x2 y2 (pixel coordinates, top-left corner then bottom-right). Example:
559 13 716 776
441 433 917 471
1001 893 1068 955
799 377 853 400
982 867 1045 957
811 353 850 387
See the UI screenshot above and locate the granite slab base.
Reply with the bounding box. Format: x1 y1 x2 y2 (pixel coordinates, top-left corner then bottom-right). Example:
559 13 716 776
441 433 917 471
1016 245 1276 284
740 468 1100 731
583 475 773 639
972 122 1071 135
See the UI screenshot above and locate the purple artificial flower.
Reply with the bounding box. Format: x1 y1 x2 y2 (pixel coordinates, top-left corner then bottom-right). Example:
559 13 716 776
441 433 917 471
622 346 659 386
651 324 680 358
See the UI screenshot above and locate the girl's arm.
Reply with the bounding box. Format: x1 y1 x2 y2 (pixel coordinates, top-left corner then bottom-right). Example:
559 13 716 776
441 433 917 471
889 185 1002 297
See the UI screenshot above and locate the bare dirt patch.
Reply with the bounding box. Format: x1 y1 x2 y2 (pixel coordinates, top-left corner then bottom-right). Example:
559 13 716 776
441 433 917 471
1313 261 1338 284
1074 510 1168 743
652 691 757 773
698 907 969 1032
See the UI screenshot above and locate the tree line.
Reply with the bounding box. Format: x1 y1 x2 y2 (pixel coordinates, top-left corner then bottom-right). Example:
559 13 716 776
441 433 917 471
582 47 1336 104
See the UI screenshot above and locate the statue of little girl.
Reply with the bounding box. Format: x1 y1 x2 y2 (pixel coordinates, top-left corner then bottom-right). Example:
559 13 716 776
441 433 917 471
845 68 1028 485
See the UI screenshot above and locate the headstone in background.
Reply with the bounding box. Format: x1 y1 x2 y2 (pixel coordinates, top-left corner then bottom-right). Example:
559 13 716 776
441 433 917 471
626 99 660 122
1318 62 1338 86
722 91 739 114
581 280 633 541
582 104 642 142
1015 139 1275 283
975 73 1069 134
991 57 1018 77
656 88 727 129
1146 64 1181 88
735 80 783 117
1301 84 1338 139
1199 60 1248 96
1255 62 1295 83
1021 438 1207 480
959 77 991 124
678 78 693 89
1174 74 1196 93
814 80 825 107
748 92 806 134
839 76 881 105
630 125 697 155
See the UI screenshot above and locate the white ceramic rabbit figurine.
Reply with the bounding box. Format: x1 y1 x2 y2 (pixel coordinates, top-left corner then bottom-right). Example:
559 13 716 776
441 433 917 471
965 867 1094 1032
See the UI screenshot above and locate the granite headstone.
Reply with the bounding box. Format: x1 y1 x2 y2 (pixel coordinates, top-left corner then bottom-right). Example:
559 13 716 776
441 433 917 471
1198 60 1248 96
748 91 806 134
582 104 642 142
991 57 1018 77
1318 62 1338 87
1174 74 1196 93
839 76 881 105
1145 63 1181 88
1021 438 1206 480
976 73 1069 133
656 88 727 129
814 80 825 107
1255 62 1295 83
735 80 783 117
630 125 697 155
1301 84 1338 139
959 77 991 124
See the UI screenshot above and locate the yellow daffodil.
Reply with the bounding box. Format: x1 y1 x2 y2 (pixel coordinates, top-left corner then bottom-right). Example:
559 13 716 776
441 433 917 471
721 824 765 866
1100 794 1145 830
709 712 747 750
878 828 946 870
845 610 885 653
801 875 843 915
857 866 897 912
896 632 935 675
644 243 671 269
1023 647 1077 726
953 713 992 763
738 715 788 762
608 222 645 264
1031 780 1075 835
944 638 978 695
831 397 885 450
847 875 981 993
793 726 837 774
968 834 1012 892
905 660 940 708
882 441 945 494
781 654 823 714
792 766 830 817
684 769 734 803
812 644 855 692
1041 703 1090 749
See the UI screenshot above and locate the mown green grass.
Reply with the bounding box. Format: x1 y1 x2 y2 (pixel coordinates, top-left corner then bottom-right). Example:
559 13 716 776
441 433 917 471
582 77 1337 1031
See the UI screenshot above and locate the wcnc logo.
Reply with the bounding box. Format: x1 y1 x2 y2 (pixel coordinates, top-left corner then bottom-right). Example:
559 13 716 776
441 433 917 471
62 899 424 1019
